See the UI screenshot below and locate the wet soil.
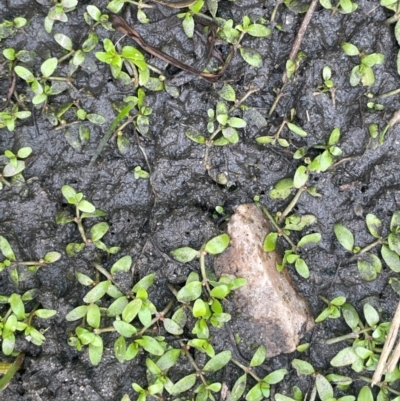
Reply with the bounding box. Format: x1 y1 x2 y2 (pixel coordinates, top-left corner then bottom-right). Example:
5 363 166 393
1 0 400 400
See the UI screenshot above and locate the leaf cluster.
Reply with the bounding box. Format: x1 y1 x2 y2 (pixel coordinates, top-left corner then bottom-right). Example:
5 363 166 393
334 212 400 281
0 291 56 356
0 147 32 189
44 0 78 33
341 42 385 87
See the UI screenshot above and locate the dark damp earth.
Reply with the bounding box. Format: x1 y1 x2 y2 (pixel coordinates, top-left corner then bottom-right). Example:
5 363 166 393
1 1 400 400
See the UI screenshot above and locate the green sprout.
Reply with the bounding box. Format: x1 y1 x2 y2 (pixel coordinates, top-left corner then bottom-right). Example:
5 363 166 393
0 290 57 355
133 166 150 179
341 42 385 87
315 295 346 322
0 236 61 287
95 38 149 86
177 0 204 38
334 211 400 280
319 0 358 14
0 17 27 41
0 105 31 133
327 303 390 373
44 0 78 33
55 185 119 257
315 66 337 107
0 147 32 189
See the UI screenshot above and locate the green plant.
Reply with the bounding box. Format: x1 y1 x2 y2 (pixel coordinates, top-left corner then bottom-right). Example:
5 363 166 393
327 303 390 373
334 212 400 281
133 166 150 179
319 0 358 14
95 38 149 86
107 0 151 24
315 295 346 322
177 0 204 38
12 56 70 107
0 236 61 287
44 0 78 33
0 17 27 41
341 42 385 87
315 66 337 106
0 105 31 133
55 185 119 257
0 146 32 189
0 290 57 355
256 108 307 147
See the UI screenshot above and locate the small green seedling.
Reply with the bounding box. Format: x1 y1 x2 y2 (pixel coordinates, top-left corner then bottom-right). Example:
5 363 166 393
0 147 32 189
264 231 321 278
341 42 385 87
14 57 70 107
0 236 61 287
315 374 355 401
44 0 78 33
55 185 119 257
185 85 253 149
320 0 358 14
334 211 400 280
177 0 204 38
315 295 346 322
133 166 150 179
286 51 307 80
107 0 150 24
256 108 307 147
96 38 149 86
0 105 31 133
328 303 389 373
315 66 337 106
0 17 27 41
83 5 112 30
0 290 57 355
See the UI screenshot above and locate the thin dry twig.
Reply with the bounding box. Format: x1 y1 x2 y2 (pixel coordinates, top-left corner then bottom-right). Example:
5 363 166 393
371 299 400 386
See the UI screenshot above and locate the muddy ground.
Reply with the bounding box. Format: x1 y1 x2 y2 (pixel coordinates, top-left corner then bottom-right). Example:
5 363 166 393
1 0 400 400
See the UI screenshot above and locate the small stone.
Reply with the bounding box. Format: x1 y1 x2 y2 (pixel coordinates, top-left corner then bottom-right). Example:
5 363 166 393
214 204 314 357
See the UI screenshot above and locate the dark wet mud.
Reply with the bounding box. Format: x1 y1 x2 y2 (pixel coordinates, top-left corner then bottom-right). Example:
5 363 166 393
1 0 400 400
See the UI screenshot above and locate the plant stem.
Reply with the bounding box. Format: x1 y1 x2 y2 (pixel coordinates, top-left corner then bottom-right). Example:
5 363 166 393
231 357 262 382
0 353 25 391
359 376 400 395
0 176 11 187
54 120 80 131
15 261 46 267
93 327 116 334
278 186 307 223
58 50 75 63
199 247 211 294
136 299 174 336
373 87 400 99
349 237 385 262
75 207 87 243
229 87 259 112
93 262 113 281
268 87 286 117
325 332 359 345
179 340 208 386
258 205 297 251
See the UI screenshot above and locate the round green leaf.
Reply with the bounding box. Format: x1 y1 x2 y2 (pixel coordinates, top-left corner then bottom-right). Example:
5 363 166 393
334 223 354 252
0 236 16 261
358 386 374 401
293 165 309 188
111 255 132 274
135 336 164 355
228 117 247 128
35 309 57 319
87 303 101 328
83 280 110 303
14 66 34 81
114 335 126 363
54 33 73 50
291 359 315 375
193 299 207 317
330 347 359 367
66 305 88 321
113 320 137 337
41 57 58 77
88 336 103 366
316 374 334 401
382 244 400 272
9 293 25 320
170 373 197 395
297 233 321 247
205 234 230 255
77 199 96 213
247 24 271 37
295 258 310 279
250 345 266 367
170 247 199 262
341 42 359 56
17 147 32 158
163 318 184 335
219 84 236 102
363 304 379 327
287 122 307 137
43 251 61 263
90 222 109 242
240 47 262 67
122 298 142 323
357 253 381 281
264 369 287 384
231 374 247 401
202 350 232 372
366 214 382 238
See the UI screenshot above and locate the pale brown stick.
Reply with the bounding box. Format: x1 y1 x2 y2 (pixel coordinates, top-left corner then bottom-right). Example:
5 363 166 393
281 0 319 84
371 299 400 386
